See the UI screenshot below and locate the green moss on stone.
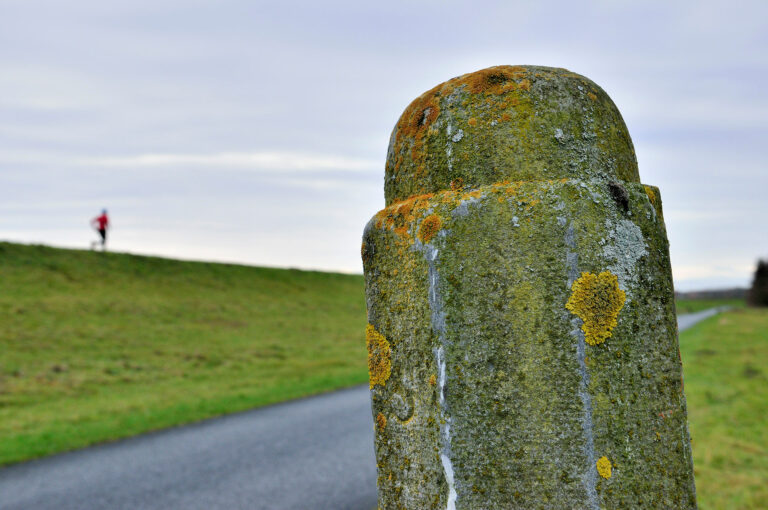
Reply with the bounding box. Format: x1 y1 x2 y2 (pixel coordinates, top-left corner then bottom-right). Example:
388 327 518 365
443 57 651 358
384 66 640 205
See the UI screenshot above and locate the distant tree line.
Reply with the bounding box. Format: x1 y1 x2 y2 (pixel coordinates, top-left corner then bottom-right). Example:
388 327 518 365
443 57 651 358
676 288 747 300
749 259 768 307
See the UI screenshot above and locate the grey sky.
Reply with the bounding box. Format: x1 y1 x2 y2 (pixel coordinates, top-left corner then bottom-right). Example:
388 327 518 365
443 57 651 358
1 0 766 290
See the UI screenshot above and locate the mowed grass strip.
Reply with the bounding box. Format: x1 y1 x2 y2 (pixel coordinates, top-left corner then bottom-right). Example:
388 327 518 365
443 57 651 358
0 242 368 466
680 307 768 510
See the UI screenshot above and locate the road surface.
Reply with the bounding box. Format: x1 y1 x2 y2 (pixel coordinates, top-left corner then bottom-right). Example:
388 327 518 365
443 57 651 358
677 306 729 331
0 309 723 510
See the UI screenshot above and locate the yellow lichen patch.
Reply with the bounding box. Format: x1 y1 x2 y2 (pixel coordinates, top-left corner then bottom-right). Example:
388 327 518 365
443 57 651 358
376 412 387 431
587 92 597 101
596 456 612 479
367 324 392 389
518 78 531 91
429 374 437 386
566 271 626 346
460 189 483 201
418 214 442 243
644 185 657 205
467 117 477 126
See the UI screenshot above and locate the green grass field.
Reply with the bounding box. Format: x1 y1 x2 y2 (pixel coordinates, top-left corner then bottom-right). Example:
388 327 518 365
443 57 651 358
675 297 746 314
681 307 768 510
1 242 764 508
0 242 367 465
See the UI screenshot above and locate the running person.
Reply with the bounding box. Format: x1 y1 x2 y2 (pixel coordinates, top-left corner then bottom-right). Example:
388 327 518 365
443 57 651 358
91 209 109 250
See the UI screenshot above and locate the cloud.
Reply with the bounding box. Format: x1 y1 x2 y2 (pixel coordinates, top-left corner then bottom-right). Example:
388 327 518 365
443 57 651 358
0 149 379 173
86 151 379 171
2 0 766 287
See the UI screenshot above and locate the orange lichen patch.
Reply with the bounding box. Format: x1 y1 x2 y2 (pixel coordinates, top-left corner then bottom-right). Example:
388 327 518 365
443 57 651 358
458 65 527 94
587 92 597 101
597 456 612 479
566 271 626 346
500 113 511 122
367 324 392 389
393 226 409 239
488 180 524 198
518 78 531 91
395 199 415 218
429 374 437 386
468 117 478 127
373 193 436 241
418 214 442 243
390 82 443 179
376 412 387 431
373 209 389 229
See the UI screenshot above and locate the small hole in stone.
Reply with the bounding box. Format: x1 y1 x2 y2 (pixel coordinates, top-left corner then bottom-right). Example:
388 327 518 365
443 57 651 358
608 181 629 212
486 72 509 85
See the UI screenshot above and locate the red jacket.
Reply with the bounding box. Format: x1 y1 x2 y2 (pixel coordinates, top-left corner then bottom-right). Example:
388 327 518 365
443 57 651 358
94 214 109 230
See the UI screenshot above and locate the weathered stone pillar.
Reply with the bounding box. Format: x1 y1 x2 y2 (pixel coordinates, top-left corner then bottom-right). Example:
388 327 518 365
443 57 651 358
362 66 697 509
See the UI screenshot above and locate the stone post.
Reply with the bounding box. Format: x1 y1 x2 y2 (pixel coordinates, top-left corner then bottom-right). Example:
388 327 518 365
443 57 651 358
362 66 697 509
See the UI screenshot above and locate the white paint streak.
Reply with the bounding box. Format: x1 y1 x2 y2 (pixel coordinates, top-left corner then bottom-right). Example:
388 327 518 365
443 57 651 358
427 245 457 510
437 346 446 406
440 453 458 510
436 346 456 509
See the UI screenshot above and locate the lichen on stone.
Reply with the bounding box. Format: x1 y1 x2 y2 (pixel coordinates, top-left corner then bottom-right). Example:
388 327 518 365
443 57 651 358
602 218 648 297
366 324 392 388
643 185 656 205
596 456 612 479
566 271 626 346
376 412 387 431
418 214 442 243
384 65 640 205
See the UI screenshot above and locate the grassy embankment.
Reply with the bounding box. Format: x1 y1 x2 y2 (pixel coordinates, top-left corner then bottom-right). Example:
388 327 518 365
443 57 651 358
680 307 767 510
0 242 367 466
1 242 764 508
675 297 745 314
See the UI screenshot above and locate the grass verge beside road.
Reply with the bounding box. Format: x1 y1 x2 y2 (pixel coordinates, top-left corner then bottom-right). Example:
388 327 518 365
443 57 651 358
680 308 768 509
0 242 368 466
675 297 745 315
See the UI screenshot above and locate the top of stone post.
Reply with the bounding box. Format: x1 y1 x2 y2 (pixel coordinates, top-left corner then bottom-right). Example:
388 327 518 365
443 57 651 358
384 65 640 205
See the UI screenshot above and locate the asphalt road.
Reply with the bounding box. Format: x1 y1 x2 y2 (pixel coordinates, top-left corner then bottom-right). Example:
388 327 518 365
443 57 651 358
0 385 378 510
0 309 722 510
677 306 729 331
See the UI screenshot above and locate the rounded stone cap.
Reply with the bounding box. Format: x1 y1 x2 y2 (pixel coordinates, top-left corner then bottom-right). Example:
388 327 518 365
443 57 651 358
385 65 639 205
